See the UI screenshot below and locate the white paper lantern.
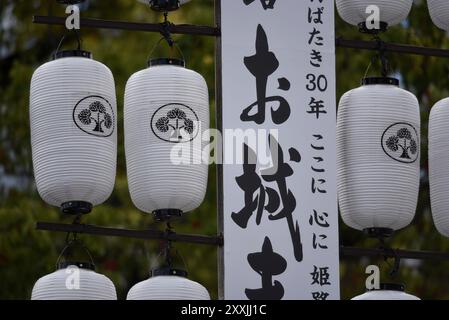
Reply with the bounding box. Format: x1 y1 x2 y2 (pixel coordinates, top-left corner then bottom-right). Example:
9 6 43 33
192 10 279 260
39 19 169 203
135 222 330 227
124 58 209 220
30 50 117 214
352 284 420 300
127 269 210 300
337 77 420 234
31 263 117 300
427 0 449 31
429 98 449 237
336 0 413 29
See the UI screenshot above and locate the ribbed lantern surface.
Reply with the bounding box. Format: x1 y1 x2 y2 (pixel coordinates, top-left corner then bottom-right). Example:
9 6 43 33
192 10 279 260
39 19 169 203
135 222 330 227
124 59 209 217
429 98 449 237
352 284 420 300
30 51 117 209
31 265 117 300
337 78 420 232
127 275 210 300
427 0 449 31
336 0 413 27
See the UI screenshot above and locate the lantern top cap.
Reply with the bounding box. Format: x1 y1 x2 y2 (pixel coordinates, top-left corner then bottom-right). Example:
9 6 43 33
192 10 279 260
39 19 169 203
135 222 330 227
52 50 93 60
361 77 399 86
148 58 185 68
150 267 188 278
57 261 96 271
369 283 405 292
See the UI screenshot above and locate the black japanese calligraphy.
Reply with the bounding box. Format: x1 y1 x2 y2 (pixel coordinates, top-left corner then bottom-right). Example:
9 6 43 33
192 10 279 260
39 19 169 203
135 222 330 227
245 237 286 300
243 0 276 10
310 49 323 68
241 25 291 125
312 233 328 249
310 265 331 286
309 210 330 228
307 97 327 119
312 291 330 300
308 7 324 24
232 134 303 262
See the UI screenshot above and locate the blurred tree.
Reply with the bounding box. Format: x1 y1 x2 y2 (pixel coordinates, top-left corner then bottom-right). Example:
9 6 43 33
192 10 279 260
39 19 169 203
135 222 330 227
1 0 449 300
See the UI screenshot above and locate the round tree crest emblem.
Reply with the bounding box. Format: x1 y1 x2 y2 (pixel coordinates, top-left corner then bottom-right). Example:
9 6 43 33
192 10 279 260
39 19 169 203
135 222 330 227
381 122 419 163
150 103 199 143
73 95 115 137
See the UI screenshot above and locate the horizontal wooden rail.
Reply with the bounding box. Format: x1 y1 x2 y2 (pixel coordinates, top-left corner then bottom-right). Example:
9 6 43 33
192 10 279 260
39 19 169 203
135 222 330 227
36 222 224 246
340 246 449 261
336 37 449 58
35 222 449 260
33 15 221 37
33 16 449 58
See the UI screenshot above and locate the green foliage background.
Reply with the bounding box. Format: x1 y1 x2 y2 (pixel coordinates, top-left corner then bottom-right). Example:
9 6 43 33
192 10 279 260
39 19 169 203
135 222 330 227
1 0 449 300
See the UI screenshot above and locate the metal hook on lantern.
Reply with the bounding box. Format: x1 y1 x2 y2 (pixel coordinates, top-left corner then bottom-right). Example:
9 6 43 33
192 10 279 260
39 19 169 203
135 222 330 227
160 12 174 47
55 28 82 54
377 237 401 278
388 249 401 277
150 222 189 277
373 36 390 78
148 10 184 62
148 38 185 60
362 37 390 80
382 249 401 278
55 232 95 270
164 222 175 267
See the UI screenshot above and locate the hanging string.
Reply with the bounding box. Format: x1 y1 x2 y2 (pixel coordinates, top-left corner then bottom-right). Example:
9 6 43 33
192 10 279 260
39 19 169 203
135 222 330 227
377 237 401 278
55 232 94 269
373 35 389 78
161 222 189 274
161 11 174 47
55 28 82 55
164 222 175 267
148 37 185 62
364 35 390 79
363 59 373 80
146 11 186 65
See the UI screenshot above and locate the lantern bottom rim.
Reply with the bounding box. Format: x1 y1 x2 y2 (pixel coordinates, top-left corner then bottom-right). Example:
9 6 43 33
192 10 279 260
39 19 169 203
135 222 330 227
60 201 93 216
357 21 388 34
363 227 394 239
153 209 184 222
147 0 181 12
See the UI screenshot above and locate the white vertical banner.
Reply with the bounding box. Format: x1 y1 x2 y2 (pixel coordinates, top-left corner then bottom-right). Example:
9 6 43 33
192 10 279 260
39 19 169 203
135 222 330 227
221 0 340 300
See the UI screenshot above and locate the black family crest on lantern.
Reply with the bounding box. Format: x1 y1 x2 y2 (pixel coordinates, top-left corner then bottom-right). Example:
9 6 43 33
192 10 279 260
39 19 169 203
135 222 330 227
73 96 115 137
151 103 199 143
382 122 419 164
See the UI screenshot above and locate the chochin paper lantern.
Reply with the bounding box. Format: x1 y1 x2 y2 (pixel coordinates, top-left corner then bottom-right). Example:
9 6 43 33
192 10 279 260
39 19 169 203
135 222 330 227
429 98 449 237
30 50 117 214
127 268 210 300
337 77 420 235
352 284 420 300
336 0 413 30
31 262 117 300
427 0 449 31
124 58 209 220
